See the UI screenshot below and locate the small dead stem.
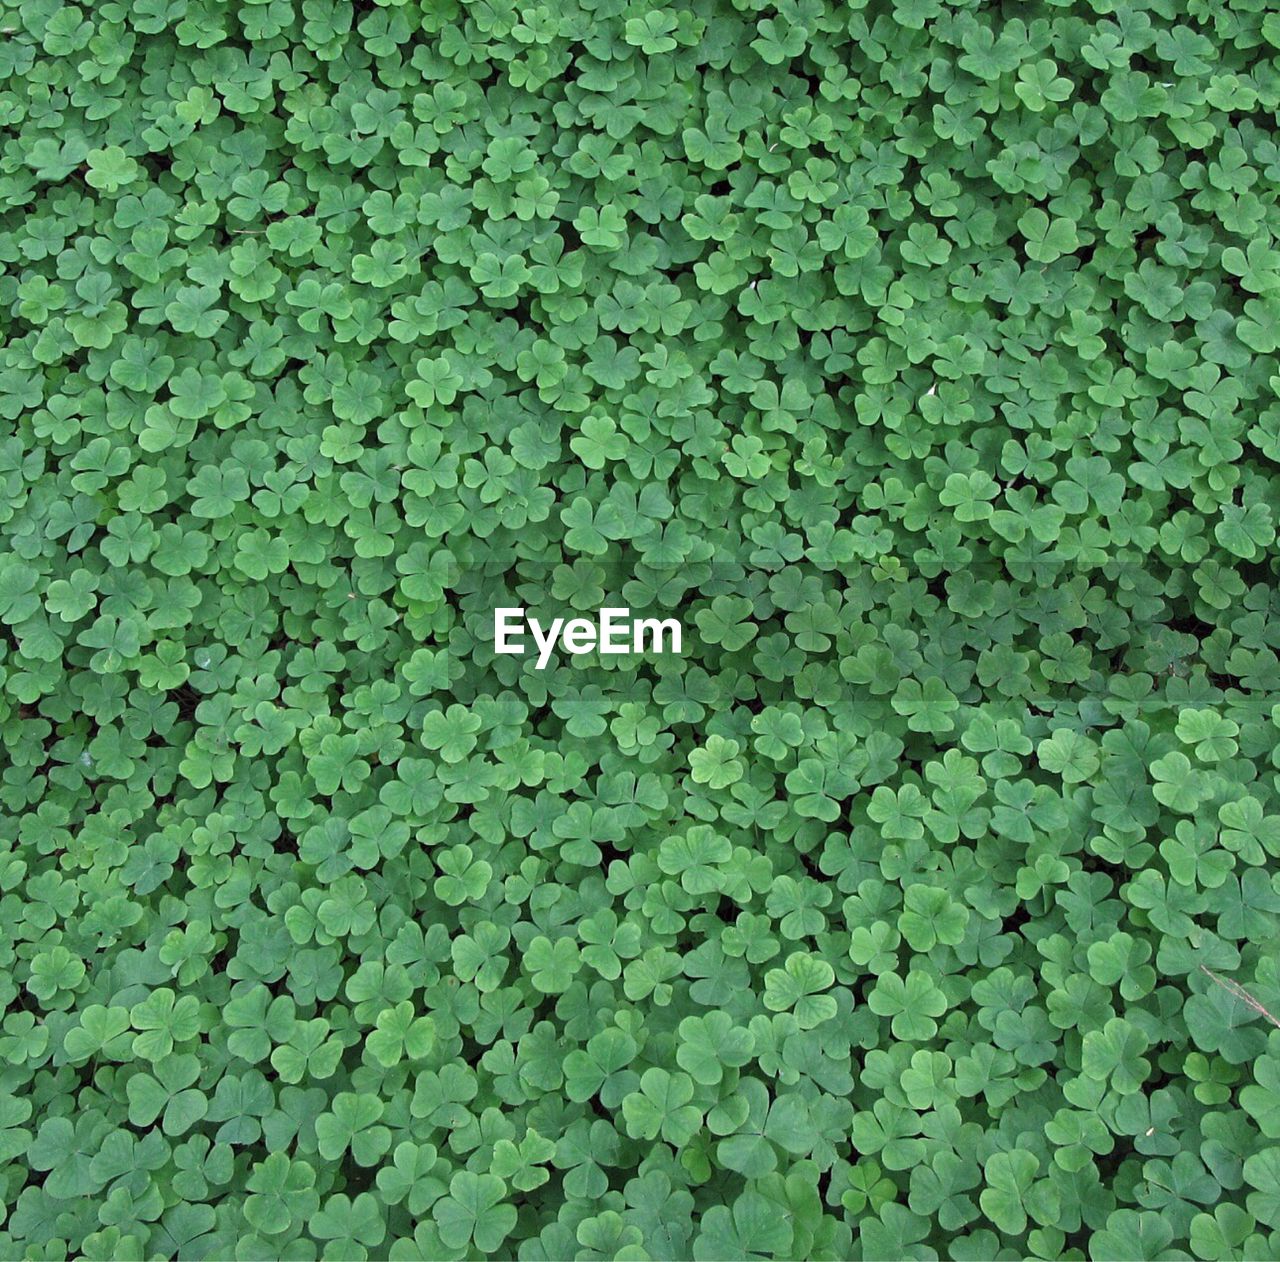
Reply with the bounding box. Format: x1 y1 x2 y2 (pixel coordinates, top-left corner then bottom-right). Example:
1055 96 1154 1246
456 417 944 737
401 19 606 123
1199 965 1280 1030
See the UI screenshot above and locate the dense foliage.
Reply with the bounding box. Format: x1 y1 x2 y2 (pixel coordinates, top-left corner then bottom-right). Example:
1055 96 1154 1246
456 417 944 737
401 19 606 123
2 0 1280 1257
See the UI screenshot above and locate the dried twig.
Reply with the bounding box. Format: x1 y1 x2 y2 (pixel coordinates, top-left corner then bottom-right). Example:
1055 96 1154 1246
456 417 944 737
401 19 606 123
1200 964 1280 1030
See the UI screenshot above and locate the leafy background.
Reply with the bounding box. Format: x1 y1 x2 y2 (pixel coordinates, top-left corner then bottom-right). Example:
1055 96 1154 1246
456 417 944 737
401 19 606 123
2 0 1280 1258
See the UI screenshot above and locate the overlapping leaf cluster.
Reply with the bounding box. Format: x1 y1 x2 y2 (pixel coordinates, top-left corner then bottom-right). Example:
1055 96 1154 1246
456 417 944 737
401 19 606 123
2 0 1280 1257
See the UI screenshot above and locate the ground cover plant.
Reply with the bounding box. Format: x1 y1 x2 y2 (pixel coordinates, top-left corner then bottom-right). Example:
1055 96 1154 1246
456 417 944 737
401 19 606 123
1 0 1280 1258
